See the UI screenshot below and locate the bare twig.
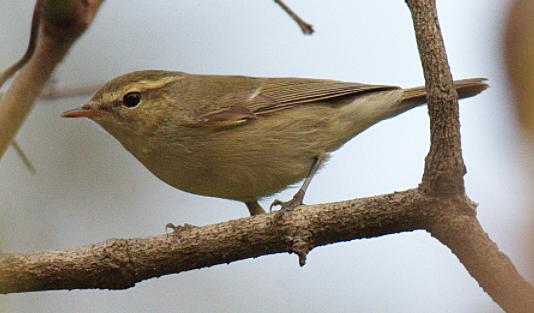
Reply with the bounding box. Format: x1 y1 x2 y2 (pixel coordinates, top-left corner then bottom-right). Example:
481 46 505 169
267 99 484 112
0 0 42 89
11 141 36 174
274 0 314 35
40 82 101 99
0 0 104 158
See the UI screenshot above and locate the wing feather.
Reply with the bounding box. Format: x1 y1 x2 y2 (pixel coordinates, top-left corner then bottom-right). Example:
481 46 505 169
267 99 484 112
199 78 399 126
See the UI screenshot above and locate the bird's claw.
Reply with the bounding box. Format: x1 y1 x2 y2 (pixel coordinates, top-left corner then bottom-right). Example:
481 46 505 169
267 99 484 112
270 189 305 212
270 190 305 224
270 197 302 212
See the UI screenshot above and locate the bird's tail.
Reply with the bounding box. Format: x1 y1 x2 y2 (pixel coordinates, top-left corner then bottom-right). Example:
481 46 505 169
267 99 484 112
400 78 489 107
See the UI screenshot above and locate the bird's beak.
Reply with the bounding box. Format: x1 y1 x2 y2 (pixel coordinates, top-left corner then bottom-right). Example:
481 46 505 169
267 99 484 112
60 102 102 118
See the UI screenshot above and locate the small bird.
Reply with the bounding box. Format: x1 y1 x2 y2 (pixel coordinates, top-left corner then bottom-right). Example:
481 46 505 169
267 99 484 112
61 70 487 216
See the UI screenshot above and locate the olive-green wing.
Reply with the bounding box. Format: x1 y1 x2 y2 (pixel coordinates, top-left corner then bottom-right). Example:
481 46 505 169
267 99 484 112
200 78 400 125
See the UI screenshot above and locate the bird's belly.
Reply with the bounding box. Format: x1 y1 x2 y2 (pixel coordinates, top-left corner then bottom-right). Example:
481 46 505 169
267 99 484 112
140 148 316 202
133 109 342 202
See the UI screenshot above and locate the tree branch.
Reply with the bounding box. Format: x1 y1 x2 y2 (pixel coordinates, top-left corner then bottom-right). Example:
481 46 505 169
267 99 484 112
39 82 102 99
0 188 460 293
405 0 465 196
0 0 42 88
1 1 533 312
0 0 104 158
405 0 534 311
431 203 534 313
274 0 314 35
2 187 530 312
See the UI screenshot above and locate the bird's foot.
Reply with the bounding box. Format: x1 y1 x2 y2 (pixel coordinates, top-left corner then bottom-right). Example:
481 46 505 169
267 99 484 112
270 190 305 222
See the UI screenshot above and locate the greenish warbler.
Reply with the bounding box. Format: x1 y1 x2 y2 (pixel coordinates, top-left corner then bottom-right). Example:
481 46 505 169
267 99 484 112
61 71 487 216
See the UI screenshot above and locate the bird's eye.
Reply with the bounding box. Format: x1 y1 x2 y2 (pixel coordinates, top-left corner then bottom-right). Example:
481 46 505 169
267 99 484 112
123 92 141 108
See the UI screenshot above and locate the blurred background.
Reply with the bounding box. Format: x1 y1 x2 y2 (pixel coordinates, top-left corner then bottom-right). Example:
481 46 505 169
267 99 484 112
1 0 532 312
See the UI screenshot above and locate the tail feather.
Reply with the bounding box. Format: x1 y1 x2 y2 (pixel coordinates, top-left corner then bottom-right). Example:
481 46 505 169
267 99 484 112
401 78 488 107
453 78 489 99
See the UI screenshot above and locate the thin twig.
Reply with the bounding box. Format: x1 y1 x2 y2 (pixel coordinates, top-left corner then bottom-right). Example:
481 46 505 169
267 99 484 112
40 82 102 99
274 0 314 35
0 0 42 88
11 141 36 174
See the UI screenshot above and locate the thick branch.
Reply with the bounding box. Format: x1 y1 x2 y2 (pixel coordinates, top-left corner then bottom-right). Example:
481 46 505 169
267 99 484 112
405 0 534 311
405 0 465 195
1 187 531 311
0 188 428 293
431 206 534 313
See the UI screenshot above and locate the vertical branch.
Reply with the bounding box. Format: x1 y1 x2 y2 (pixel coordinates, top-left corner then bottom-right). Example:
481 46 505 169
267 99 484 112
405 0 465 196
406 0 534 311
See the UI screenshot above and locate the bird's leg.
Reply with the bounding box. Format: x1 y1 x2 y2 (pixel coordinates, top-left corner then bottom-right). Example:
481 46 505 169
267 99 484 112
270 156 323 212
245 200 266 216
